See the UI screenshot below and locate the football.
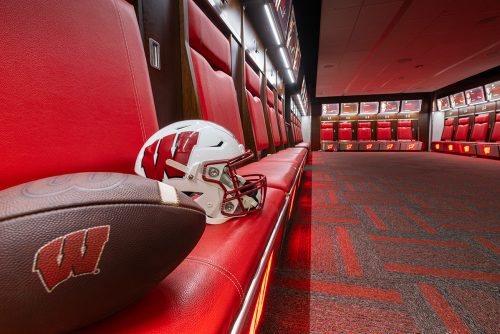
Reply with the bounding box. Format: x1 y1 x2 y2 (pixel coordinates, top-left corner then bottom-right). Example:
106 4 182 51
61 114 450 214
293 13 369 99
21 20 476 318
0 172 206 334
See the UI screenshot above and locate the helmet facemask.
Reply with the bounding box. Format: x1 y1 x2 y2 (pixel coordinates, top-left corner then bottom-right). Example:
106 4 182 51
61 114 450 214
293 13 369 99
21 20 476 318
202 150 266 217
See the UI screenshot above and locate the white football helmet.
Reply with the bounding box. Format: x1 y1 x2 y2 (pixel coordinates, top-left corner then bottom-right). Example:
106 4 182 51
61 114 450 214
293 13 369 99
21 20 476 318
135 120 266 224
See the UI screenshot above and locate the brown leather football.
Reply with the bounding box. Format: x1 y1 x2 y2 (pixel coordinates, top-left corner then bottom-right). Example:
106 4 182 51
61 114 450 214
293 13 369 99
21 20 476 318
0 172 206 334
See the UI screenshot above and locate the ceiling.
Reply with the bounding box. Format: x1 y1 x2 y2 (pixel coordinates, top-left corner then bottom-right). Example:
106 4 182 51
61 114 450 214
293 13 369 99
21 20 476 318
316 0 500 97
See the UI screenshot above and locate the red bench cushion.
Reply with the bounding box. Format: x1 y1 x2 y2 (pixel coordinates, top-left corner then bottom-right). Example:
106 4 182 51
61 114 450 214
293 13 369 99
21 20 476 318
266 87 274 107
79 187 286 334
0 0 158 191
188 0 230 74
454 118 470 141
295 142 311 149
491 115 500 142
339 123 352 141
246 91 269 151
245 63 260 97
377 122 391 140
397 121 413 140
239 161 297 192
188 0 245 144
268 107 281 146
441 119 454 141
470 115 489 141
321 123 334 141
263 151 305 169
357 122 372 141
278 113 288 145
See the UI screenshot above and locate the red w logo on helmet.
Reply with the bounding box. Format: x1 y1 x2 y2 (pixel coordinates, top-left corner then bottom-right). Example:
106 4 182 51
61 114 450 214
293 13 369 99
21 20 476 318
141 132 199 181
33 226 110 293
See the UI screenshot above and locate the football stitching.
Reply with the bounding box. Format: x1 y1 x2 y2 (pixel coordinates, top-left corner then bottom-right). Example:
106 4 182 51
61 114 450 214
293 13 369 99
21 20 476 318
0 202 205 223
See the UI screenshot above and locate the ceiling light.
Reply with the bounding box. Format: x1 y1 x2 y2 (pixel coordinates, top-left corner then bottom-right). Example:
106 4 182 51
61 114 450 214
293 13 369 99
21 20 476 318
286 69 295 83
264 4 281 45
295 94 306 115
279 47 290 68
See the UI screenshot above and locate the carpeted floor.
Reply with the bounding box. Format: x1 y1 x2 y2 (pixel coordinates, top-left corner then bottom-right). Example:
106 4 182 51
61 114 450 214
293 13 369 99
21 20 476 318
259 152 500 334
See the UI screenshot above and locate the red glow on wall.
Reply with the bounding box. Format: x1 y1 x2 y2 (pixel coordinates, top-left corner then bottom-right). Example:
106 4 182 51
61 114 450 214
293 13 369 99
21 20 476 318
484 147 491 155
435 144 440 150
447 144 454 151
249 252 274 334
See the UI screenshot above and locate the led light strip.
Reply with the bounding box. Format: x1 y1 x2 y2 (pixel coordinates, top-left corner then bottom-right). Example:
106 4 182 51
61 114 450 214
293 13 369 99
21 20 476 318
295 94 306 115
264 4 281 45
286 69 295 83
279 47 290 68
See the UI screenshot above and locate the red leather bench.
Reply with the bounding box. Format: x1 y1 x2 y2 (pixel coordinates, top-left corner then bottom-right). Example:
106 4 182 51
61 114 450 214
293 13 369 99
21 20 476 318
266 87 282 148
245 63 269 158
278 100 288 147
100 0 307 332
1 0 305 333
187 0 304 190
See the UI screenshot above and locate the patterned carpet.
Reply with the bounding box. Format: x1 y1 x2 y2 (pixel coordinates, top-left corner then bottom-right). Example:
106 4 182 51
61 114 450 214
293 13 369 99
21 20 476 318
259 152 500 333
